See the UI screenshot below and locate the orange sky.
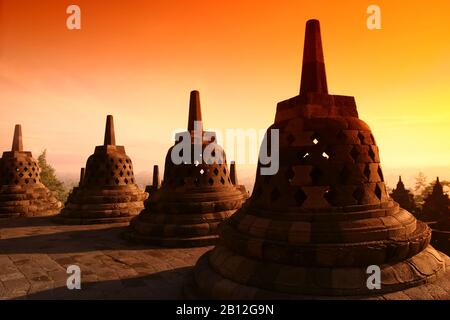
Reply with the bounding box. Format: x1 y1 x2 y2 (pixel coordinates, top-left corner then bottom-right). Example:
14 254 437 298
0 0 449 187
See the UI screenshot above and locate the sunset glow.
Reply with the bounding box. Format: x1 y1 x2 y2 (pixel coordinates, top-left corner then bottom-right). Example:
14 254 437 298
1 0 449 188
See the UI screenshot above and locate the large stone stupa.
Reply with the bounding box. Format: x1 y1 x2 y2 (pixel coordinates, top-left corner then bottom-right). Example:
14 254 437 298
186 20 450 299
0 125 62 217
56 115 148 224
125 91 248 247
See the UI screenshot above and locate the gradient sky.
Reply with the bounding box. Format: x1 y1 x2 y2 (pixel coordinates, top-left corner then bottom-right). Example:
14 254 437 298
0 0 449 187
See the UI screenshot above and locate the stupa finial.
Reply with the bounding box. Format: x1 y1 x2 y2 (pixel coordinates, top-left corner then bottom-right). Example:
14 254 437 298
188 90 203 132
300 19 328 95
104 115 116 146
11 124 23 152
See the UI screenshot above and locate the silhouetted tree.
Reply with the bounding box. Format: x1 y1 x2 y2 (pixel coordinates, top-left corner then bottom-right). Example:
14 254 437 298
38 150 68 202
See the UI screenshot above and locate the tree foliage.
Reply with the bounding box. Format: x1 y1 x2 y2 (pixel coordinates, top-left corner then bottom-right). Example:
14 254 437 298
37 150 68 202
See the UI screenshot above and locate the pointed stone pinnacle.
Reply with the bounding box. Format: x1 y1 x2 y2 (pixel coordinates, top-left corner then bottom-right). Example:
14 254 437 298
11 124 23 152
230 161 238 185
300 19 328 95
399 176 402 183
104 115 116 146
152 165 160 189
188 90 203 132
79 168 85 187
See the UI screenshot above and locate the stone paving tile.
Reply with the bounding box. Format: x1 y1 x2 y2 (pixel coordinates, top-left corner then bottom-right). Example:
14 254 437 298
0 217 211 300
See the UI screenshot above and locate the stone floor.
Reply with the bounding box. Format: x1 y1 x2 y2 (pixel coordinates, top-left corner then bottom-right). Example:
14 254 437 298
0 217 210 300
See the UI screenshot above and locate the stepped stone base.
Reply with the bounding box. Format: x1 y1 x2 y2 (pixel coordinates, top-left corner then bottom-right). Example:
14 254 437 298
0 184 62 218
184 245 450 300
56 186 147 225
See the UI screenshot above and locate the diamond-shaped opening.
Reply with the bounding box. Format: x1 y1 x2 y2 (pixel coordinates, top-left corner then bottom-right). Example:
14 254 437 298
377 166 384 181
200 169 205 175
358 132 365 144
124 178 129 184
353 187 365 203
375 184 382 200
33 179 37 183
131 178 135 183
14 179 19 185
350 147 360 162
270 188 281 203
310 167 322 185
368 146 376 161
311 133 320 145
115 178 120 185
119 171 124 177
122 165 127 170
223 168 227 175
294 189 307 206
24 167 28 172
28 173 32 177
125 159 129 163
364 164 371 179
213 168 219 176
119 159 123 164
220 177 225 185
208 178 214 186
115 165 119 170
19 162 23 167
127 171 131 176
324 187 337 206
19 173 24 178
286 134 295 145
25 179 29 184
32 167 36 171
286 167 295 182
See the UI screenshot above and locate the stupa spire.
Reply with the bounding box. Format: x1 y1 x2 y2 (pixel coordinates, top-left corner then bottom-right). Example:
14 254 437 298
187 90 203 132
300 19 328 95
152 165 160 189
11 124 23 152
104 115 116 146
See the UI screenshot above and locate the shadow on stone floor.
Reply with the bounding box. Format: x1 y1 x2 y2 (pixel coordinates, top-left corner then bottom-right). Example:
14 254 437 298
0 216 61 228
0 225 159 254
12 267 193 300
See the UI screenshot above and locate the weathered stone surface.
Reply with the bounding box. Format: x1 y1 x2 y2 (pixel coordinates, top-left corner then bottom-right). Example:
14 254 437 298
56 116 148 225
126 91 248 247
0 125 62 218
0 218 208 299
187 19 450 299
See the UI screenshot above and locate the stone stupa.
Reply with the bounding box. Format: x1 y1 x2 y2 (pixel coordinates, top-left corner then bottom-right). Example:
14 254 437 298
423 178 450 256
390 176 417 214
56 115 148 224
125 91 248 247
0 125 62 217
186 20 450 299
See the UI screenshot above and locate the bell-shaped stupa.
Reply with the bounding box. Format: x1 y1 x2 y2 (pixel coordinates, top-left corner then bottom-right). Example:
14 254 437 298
423 178 450 256
126 91 248 247
0 125 62 217
187 20 450 299
56 115 148 224
390 176 417 214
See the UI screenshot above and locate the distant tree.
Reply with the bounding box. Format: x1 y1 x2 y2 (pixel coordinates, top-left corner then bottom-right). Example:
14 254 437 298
38 150 68 202
414 172 428 207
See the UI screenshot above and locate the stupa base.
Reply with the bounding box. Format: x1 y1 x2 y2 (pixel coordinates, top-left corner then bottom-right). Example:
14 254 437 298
125 209 237 247
123 230 218 247
185 245 450 300
0 185 62 218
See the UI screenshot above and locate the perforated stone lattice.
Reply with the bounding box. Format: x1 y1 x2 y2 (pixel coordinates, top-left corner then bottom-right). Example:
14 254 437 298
251 120 389 208
0 155 41 186
83 153 136 187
